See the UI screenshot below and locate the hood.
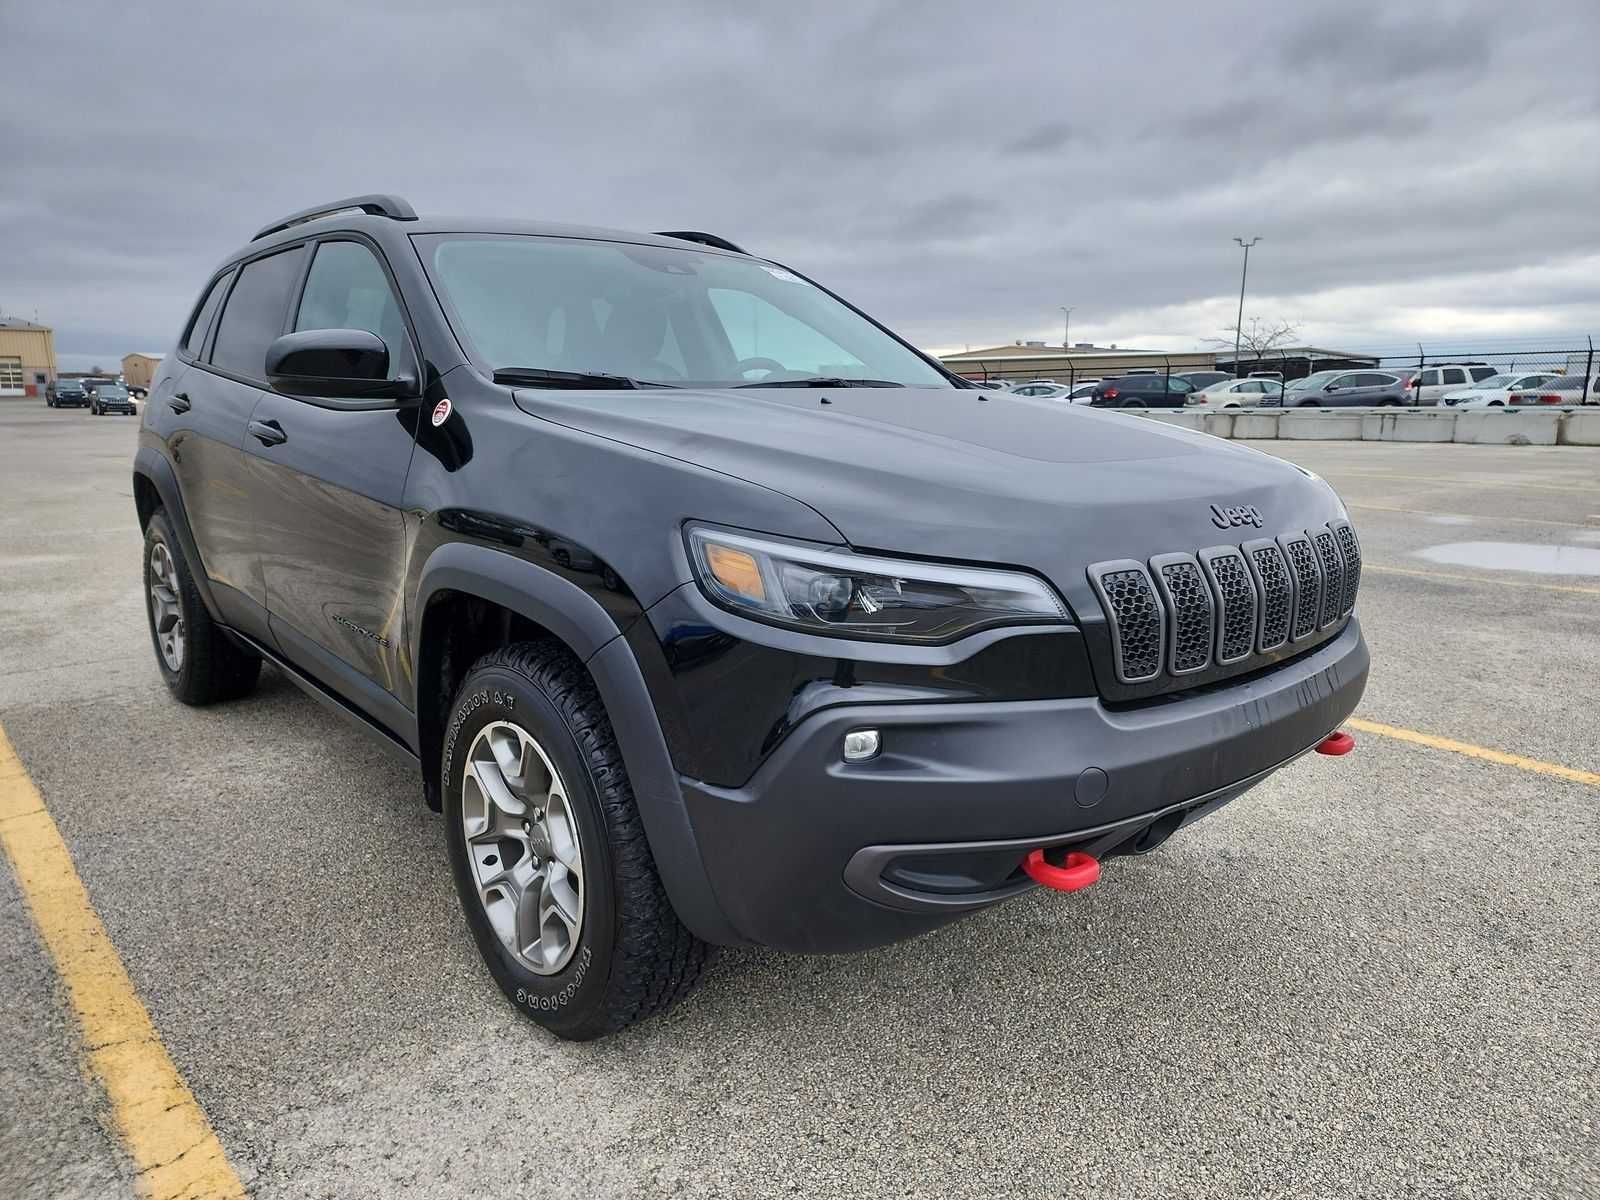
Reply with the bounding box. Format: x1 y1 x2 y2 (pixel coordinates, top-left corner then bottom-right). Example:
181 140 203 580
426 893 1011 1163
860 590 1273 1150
513 385 1345 617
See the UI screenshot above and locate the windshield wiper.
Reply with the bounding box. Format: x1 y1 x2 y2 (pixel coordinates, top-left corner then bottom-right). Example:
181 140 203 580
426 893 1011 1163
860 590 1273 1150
493 367 677 389
737 376 904 388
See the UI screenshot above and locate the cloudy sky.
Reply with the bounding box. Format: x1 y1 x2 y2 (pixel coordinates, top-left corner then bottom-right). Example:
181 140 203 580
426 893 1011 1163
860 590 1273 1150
6 0 1599 371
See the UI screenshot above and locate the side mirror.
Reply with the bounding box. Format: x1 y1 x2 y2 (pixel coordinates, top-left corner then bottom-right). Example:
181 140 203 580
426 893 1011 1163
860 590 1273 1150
265 329 418 400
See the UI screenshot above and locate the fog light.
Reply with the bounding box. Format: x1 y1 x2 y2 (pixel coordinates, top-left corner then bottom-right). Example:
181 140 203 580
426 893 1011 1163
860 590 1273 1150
842 729 880 762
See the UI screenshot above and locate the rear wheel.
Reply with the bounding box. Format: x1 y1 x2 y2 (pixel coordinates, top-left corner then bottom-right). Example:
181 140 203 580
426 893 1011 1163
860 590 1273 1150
143 510 261 705
1120 398 1146 409
443 642 707 1039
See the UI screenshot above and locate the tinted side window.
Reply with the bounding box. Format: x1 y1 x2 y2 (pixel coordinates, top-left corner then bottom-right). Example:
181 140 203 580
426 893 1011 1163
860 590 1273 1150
1418 369 1440 386
182 272 232 359
294 241 409 376
1468 366 1497 382
210 248 305 379
1441 368 1468 385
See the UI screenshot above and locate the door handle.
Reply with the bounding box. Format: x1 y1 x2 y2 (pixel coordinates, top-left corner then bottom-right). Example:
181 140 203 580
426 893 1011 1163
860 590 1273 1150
169 392 191 414
248 418 287 447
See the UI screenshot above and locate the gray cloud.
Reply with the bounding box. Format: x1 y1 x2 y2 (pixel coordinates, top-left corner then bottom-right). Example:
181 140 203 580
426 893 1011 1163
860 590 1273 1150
5 0 1599 364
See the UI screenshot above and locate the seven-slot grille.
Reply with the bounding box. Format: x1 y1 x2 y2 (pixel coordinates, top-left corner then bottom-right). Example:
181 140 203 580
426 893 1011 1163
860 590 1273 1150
1090 520 1359 687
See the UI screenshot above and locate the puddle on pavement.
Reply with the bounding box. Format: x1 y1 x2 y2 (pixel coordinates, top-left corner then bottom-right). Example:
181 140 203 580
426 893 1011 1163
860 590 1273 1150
1416 541 1600 576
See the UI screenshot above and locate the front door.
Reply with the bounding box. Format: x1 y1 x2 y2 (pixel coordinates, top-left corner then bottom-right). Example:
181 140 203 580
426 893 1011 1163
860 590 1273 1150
241 237 421 718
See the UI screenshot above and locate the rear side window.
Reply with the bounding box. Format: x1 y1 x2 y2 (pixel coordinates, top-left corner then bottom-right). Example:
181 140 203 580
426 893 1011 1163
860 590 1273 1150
1441 368 1468 385
210 248 305 379
1418 369 1440 386
181 272 232 359
294 241 410 376
1468 366 1497 382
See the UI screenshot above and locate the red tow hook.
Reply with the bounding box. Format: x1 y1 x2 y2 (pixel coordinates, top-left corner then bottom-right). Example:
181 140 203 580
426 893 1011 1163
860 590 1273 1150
1316 730 1356 756
1021 848 1100 893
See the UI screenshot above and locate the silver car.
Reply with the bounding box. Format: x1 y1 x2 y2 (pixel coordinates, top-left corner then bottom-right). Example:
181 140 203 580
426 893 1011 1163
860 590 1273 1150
1283 369 1406 408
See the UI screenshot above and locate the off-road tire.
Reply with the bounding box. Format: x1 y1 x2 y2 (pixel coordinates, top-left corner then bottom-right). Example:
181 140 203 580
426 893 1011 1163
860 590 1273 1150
443 641 707 1040
143 509 261 704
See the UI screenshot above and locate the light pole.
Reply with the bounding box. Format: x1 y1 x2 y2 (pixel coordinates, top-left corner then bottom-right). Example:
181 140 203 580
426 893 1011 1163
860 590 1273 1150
1059 305 1074 350
1232 236 1260 377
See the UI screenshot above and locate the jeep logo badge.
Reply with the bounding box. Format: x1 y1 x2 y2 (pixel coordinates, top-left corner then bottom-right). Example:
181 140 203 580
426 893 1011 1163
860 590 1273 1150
1210 503 1263 529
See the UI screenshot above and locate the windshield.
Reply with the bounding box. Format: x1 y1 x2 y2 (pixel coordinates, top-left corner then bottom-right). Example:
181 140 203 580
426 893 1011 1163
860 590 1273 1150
1289 370 1341 391
99 386 128 398
418 234 952 389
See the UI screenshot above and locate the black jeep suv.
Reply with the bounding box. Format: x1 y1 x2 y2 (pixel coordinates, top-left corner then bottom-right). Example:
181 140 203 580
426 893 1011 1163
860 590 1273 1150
133 195 1368 1039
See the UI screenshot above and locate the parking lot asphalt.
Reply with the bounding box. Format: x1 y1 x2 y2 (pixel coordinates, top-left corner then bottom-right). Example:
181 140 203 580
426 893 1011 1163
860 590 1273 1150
2 401 1597 1199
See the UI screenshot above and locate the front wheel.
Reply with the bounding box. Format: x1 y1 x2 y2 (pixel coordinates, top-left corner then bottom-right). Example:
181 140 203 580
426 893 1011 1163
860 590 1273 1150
443 642 707 1039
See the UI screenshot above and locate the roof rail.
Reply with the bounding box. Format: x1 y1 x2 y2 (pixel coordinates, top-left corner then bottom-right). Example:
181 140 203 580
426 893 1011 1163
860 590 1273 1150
653 230 747 255
252 194 418 242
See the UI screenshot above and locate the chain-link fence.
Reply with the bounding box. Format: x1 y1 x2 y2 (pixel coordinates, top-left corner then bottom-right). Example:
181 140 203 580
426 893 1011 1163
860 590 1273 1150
953 338 1598 406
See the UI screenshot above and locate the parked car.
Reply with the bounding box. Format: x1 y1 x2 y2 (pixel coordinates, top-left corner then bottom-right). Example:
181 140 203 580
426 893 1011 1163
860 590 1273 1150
1406 363 1499 406
1284 370 1406 408
1187 379 1284 409
47 379 89 408
1089 374 1196 408
1443 372 1561 408
1010 382 1073 399
90 384 137 416
1507 374 1599 406
80 377 117 398
1174 370 1232 392
133 194 1367 1039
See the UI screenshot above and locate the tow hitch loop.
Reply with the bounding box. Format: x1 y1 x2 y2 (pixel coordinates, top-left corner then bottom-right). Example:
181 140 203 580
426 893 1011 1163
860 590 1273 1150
1316 730 1356 756
1021 849 1100 893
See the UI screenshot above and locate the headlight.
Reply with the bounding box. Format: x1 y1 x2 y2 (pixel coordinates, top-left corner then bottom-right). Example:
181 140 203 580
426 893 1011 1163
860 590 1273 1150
685 524 1068 643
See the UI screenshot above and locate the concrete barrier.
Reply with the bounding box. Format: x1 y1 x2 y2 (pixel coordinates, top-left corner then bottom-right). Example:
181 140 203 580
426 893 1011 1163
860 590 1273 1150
1231 411 1279 438
1126 404 1600 446
1142 411 1201 429
1452 410 1560 446
1559 410 1600 446
1279 412 1365 440
1360 411 1456 443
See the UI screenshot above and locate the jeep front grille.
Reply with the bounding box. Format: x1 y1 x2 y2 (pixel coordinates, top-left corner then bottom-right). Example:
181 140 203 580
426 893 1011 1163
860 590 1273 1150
1089 520 1359 688
1087 562 1164 683
1280 533 1323 642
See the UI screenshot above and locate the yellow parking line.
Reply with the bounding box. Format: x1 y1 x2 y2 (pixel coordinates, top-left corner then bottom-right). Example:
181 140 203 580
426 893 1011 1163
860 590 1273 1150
0 724 246 1200
1346 502 1600 530
1346 717 1600 789
1364 563 1600 596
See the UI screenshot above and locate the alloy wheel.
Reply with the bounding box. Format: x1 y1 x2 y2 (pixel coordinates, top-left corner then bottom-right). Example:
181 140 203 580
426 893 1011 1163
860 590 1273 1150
148 541 185 672
461 721 585 974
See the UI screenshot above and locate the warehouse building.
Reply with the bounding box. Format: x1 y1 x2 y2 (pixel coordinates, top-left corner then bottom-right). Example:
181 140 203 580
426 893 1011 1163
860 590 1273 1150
0 317 56 397
122 352 164 391
940 343 1219 387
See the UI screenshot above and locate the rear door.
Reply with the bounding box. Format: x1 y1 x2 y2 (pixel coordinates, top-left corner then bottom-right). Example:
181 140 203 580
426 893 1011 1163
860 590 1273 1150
165 250 306 642
242 235 422 720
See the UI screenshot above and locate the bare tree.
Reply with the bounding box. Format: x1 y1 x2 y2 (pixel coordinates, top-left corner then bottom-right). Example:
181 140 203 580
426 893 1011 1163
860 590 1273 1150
1207 318 1300 372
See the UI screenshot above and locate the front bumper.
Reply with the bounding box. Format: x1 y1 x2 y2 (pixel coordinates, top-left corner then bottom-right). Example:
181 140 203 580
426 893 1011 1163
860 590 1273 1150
680 618 1368 953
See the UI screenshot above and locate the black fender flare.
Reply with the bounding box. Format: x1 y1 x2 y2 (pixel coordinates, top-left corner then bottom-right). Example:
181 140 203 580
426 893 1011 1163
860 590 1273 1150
132 447 223 622
412 541 743 946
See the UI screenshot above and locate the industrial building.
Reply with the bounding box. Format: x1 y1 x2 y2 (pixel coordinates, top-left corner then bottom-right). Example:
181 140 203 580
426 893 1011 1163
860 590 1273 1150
939 343 1218 387
0 317 56 397
122 353 164 391
940 342 1381 386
